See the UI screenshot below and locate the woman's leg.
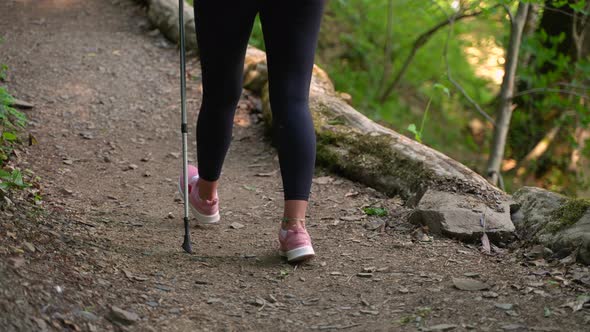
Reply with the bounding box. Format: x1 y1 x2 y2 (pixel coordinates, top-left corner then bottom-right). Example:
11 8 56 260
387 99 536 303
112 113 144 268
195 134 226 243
259 0 326 228
193 0 258 200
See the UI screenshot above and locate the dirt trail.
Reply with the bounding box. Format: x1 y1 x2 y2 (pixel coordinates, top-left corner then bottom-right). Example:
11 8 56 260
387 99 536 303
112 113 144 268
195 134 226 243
0 1 588 331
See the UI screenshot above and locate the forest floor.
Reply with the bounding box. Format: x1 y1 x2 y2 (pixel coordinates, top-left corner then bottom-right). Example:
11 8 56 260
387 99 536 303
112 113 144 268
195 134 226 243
0 0 589 331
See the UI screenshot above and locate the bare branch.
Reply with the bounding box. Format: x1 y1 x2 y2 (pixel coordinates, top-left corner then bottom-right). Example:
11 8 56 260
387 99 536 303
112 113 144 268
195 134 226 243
442 7 496 125
378 5 500 102
512 87 590 100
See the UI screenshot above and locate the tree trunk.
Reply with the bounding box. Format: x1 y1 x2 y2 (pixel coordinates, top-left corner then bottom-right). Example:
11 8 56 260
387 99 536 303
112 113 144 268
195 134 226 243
486 3 530 185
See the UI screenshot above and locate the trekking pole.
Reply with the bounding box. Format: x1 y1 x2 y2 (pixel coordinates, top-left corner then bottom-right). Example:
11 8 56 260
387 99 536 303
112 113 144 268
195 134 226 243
179 0 192 254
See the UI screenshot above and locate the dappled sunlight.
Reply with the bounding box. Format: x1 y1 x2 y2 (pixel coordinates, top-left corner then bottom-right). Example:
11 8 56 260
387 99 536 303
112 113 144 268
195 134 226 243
462 35 505 86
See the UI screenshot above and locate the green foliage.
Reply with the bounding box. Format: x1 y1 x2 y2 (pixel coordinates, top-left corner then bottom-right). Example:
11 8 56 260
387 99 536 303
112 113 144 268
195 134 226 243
510 1 590 194
0 64 7 82
0 42 29 193
0 86 27 162
0 168 28 191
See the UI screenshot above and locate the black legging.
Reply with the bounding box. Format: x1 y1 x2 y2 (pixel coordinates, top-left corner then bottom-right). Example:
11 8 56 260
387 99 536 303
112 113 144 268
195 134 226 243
194 0 326 201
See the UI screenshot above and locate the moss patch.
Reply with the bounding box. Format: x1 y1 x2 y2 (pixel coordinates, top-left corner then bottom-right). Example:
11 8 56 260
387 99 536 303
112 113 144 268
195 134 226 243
314 123 433 198
546 198 590 233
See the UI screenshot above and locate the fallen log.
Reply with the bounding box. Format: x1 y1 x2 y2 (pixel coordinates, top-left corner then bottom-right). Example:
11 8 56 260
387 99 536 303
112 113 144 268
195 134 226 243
144 0 515 241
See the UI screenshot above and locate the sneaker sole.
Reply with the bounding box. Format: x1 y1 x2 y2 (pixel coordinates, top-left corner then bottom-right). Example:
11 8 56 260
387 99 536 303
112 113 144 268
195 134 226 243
279 246 315 263
177 183 220 225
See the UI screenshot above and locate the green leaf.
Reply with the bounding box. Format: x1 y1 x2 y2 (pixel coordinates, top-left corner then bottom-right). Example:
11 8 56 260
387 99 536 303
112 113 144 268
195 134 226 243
433 83 450 97
407 123 422 143
11 169 24 187
2 131 17 141
362 207 388 216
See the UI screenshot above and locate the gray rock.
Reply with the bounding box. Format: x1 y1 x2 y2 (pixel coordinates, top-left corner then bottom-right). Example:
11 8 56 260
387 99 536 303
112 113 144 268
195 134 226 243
107 306 140 325
552 210 590 264
512 187 567 241
512 186 590 264
409 189 514 241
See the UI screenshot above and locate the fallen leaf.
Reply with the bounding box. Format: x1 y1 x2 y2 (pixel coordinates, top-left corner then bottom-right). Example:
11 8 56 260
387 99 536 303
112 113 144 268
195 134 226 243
481 233 491 254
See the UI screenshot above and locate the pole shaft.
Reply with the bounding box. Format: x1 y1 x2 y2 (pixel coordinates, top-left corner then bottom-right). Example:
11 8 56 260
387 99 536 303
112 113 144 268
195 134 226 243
179 0 192 253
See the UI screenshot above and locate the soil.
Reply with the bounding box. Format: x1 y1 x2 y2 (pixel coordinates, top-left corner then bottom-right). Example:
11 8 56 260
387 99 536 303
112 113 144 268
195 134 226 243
0 0 589 331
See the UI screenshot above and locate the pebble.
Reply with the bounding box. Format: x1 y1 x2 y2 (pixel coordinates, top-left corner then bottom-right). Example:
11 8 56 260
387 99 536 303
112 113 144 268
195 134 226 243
501 324 527 331
359 309 379 315
495 303 514 310
167 152 180 159
230 222 245 229
207 297 223 304
357 273 373 278
22 242 36 253
482 291 499 298
424 324 458 331
154 284 173 292
80 131 94 139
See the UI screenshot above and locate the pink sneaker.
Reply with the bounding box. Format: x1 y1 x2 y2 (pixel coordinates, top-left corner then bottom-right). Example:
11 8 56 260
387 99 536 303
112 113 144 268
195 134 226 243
278 226 315 263
178 165 220 224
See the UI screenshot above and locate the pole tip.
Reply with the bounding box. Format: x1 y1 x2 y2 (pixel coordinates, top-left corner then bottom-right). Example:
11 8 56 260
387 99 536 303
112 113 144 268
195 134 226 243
182 237 193 254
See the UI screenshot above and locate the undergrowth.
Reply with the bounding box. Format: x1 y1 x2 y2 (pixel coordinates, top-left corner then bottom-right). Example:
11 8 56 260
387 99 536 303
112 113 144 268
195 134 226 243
0 37 29 194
